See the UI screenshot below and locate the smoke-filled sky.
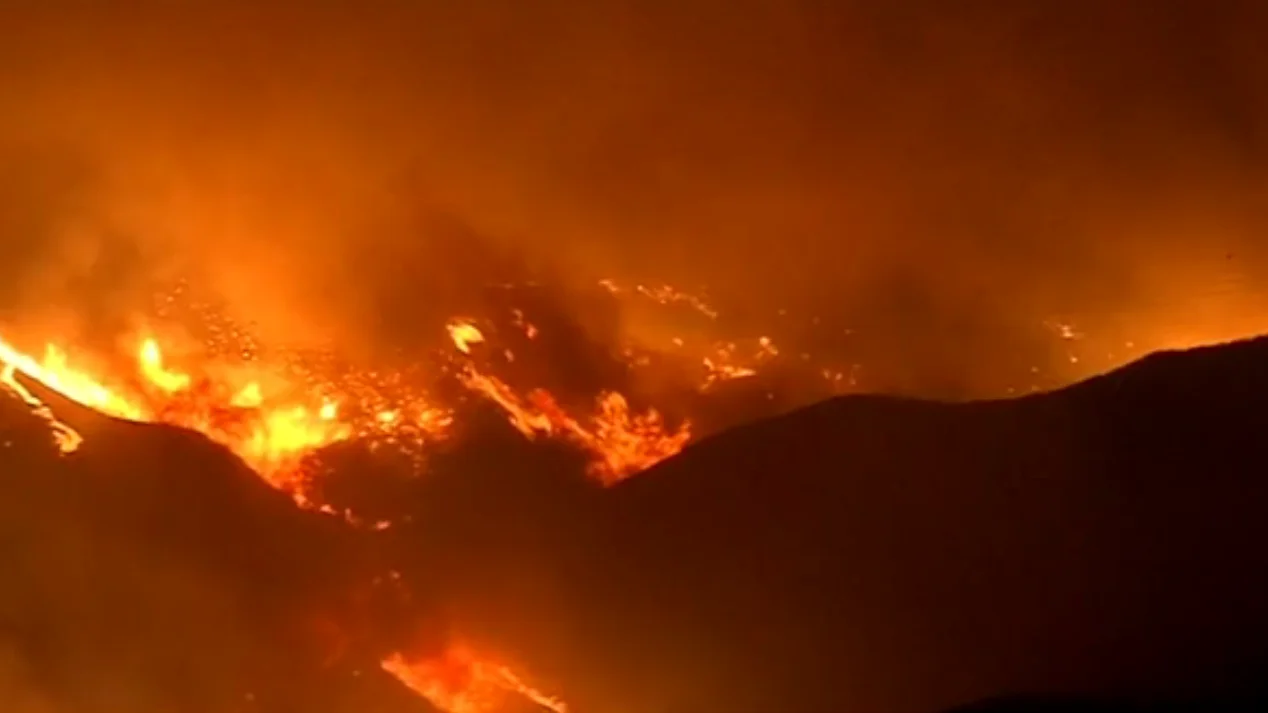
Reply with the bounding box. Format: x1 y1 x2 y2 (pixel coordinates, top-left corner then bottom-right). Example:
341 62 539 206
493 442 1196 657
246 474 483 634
2 0 1267 384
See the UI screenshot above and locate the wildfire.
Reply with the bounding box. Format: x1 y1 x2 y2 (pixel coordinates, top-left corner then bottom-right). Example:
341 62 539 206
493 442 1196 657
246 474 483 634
448 320 487 355
138 337 192 392
456 365 690 485
382 646 567 713
1 300 695 497
0 359 84 453
0 281 728 713
599 278 719 319
8 276 1238 713
0 331 452 499
699 337 780 390
0 339 146 422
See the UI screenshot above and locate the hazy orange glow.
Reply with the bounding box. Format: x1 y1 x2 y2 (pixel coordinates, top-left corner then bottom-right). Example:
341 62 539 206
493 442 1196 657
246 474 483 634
4 4 1266 710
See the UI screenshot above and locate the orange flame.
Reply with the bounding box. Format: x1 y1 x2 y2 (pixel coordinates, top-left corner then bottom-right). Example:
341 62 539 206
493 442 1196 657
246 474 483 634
0 360 84 453
699 337 779 390
3 314 688 499
138 338 192 393
457 365 690 484
448 320 486 355
0 338 146 421
0 288 712 713
599 278 719 319
0 332 452 501
382 645 567 713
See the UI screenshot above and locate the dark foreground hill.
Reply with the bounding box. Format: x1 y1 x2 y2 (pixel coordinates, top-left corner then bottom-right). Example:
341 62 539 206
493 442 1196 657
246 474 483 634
0 388 435 712
428 337 1268 713
3 336 1268 713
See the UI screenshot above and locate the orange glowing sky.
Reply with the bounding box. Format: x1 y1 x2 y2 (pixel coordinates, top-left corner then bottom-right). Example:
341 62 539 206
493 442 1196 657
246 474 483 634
3 5 1268 709
1 1 1267 390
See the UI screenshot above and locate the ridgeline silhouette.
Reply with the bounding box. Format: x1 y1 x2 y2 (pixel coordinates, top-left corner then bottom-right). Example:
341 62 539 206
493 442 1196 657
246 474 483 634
2 337 1267 712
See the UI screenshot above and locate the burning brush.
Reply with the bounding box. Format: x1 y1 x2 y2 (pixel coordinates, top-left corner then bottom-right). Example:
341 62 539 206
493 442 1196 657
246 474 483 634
0 274 1167 713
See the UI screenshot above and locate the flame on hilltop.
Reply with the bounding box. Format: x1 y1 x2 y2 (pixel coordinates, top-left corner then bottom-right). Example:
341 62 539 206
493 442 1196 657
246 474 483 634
457 365 691 485
444 319 691 484
0 340 146 421
0 278 795 713
448 320 487 355
4 276 1223 713
1 328 573 713
0 331 454 501
0 287 698 498
383 645 568 713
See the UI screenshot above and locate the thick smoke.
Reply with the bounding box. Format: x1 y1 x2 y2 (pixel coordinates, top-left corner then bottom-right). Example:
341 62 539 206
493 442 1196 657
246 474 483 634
1 0 1267 392
0 643 60 713
3 6 1268 708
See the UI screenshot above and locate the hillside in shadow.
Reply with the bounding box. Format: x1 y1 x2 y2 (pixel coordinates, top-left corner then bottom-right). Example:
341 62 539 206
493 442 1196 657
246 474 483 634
3 336 1268 712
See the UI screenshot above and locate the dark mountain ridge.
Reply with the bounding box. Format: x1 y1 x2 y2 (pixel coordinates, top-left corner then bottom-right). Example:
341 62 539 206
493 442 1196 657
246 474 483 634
3 337 1268 713
506 338 1268 712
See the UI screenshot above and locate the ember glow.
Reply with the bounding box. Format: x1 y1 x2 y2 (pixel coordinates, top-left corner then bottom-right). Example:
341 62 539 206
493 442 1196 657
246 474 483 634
598 278 720 320
699 336 780 390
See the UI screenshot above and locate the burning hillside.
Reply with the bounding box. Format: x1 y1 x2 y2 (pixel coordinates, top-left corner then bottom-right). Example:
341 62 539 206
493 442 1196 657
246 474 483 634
5 311 1268 713
0 274 839 713
0 281 698 503
5 269 1232 518
3 2 1268 708
4 273 1268 713
0 270 1087 713
5 274 1261 501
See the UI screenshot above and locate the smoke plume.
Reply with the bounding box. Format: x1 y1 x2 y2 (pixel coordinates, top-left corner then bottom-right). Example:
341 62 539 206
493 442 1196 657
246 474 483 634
1 0 1267 392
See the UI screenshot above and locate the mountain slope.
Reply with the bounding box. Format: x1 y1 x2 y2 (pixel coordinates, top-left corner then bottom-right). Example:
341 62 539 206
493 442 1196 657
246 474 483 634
3 337 1268 713
0 384 433 713
465 337 1268 712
